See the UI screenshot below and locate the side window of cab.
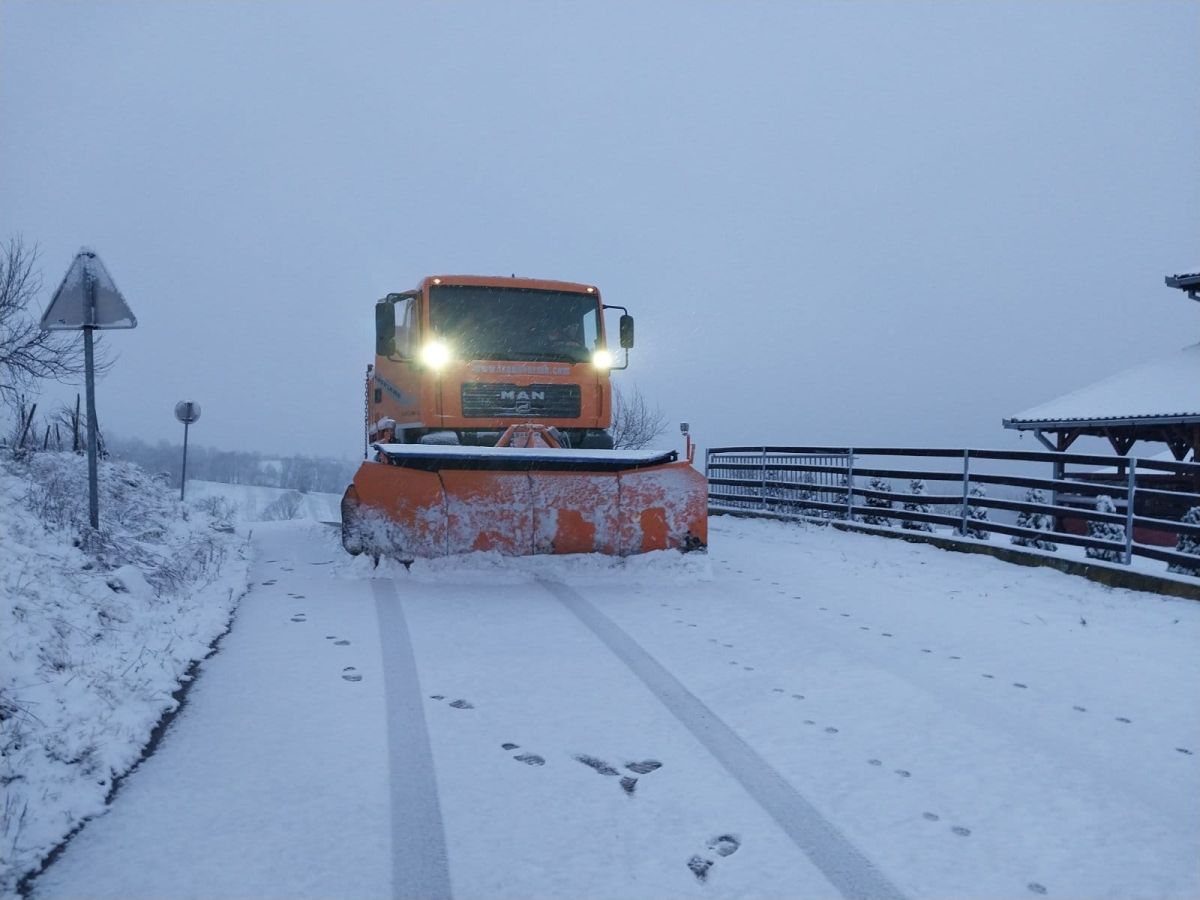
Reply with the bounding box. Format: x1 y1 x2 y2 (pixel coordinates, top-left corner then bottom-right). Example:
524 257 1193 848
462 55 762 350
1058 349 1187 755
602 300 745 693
394 294 418 359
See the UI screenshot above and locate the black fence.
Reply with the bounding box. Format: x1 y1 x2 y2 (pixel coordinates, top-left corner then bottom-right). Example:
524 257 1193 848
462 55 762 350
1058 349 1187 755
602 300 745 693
707 446 1200 574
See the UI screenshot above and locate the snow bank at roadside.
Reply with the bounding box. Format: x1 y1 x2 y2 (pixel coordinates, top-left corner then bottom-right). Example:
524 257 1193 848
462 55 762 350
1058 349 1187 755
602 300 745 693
0 453 251 897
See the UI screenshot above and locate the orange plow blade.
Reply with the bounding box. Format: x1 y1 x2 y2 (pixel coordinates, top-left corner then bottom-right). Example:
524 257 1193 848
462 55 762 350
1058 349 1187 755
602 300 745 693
340 444 707 559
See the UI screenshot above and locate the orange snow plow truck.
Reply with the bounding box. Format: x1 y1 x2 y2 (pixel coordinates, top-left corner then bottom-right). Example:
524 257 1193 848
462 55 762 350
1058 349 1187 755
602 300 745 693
340 275 707 560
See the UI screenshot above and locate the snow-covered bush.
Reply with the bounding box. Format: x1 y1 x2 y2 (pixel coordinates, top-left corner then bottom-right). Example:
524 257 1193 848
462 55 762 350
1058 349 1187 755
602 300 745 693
1085 495 1126 562
1168 506 1200 577
0 452 249 895
260 489 305 521
902 479 934 532
963 484 989 539
862 476 894 526
1011 488 1057 551
193 493 239 531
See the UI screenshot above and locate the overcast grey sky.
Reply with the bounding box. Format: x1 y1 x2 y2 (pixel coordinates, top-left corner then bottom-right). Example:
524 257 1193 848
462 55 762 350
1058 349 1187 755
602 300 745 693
2 1 1197 460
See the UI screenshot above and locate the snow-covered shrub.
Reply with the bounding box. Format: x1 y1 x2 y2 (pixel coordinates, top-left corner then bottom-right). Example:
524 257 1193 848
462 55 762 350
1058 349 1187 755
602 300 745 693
1167 506 1200 577
193 494 239 531
862 476 894 526
1011 488 1057 551
902 479 934 532
1085 495 1126 562
260 489 305 521
963 484 989 539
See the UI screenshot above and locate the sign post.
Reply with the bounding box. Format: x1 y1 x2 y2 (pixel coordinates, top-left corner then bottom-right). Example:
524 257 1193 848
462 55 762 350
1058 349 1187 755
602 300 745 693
174 401 201 501
41 249 137 530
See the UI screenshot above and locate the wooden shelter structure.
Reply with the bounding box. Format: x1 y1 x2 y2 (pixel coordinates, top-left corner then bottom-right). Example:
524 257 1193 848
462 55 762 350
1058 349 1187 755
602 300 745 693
1002 269 1200 543
1003 268 1200 461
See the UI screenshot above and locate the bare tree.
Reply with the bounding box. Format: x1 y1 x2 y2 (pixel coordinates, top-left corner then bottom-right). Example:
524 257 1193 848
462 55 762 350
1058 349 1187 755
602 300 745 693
609 382 668 450
0 237 111 409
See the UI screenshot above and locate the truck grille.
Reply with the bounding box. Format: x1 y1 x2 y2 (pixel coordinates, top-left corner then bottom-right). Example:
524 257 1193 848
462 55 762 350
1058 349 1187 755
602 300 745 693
461 383 581 418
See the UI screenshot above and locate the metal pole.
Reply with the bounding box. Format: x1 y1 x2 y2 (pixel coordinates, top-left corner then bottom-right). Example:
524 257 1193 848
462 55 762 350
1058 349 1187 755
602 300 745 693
960 449 971 535
83 271 100 531
1124 458 1137 565
760 446 768 510
846 448 855 520
180 421 190 501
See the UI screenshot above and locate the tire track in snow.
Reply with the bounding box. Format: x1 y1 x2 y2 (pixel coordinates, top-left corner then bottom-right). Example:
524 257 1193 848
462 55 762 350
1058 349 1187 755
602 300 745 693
373 578 453 900
541 578 906 900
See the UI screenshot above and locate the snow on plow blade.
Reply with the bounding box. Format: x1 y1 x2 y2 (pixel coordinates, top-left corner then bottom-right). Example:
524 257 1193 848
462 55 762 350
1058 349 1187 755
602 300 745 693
341 444 707 559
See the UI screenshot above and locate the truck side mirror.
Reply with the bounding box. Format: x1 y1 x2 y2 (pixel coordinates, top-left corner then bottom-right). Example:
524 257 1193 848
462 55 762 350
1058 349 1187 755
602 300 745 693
619 314 635 349
375 301 396 358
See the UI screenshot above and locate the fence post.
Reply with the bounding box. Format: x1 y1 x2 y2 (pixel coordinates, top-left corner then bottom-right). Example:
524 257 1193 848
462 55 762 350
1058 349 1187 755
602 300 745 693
960 449 971 535
705 448 711 509
760 446 768 511
846 448 855 520
1124 458 1136 565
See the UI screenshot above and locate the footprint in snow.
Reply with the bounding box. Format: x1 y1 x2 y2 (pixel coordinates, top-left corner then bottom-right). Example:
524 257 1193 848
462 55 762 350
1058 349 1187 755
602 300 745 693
625 759 662 775
501 743 545 766
708 834 740 857
426 695 473 708
261 580 277 586
341 667 362 683
290 614 306 623
334 639 350 646
575 755 663 796
575 754 620 776
686 834 740 882
687 856 713 882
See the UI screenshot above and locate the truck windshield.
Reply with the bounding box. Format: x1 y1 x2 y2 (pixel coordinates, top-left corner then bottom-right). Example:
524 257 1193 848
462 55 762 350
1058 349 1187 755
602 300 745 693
428 285 601 363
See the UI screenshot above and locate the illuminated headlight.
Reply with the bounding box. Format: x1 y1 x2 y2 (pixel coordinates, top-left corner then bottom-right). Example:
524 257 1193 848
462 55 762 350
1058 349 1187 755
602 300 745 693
420 340 452 370
592 349 614 370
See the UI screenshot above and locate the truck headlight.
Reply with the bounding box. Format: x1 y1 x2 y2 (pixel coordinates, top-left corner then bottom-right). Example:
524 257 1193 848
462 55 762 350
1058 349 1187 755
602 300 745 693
420 340 452 370
592 349 613 370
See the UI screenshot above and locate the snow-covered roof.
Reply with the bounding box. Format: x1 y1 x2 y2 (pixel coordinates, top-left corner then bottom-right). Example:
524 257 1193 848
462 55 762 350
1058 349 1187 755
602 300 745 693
1166 269 1200 294
1005 343 1200 427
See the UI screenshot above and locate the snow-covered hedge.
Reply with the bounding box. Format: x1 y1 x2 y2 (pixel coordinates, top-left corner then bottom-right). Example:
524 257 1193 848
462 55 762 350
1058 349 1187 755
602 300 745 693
0 452 250 896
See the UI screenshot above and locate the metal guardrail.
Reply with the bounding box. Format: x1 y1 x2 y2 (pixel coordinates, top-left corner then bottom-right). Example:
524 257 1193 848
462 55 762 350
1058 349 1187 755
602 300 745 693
707 446 1200 573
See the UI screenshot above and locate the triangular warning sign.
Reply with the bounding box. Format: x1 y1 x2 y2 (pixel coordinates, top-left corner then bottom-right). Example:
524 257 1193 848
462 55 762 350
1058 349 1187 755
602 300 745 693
41 249 137 331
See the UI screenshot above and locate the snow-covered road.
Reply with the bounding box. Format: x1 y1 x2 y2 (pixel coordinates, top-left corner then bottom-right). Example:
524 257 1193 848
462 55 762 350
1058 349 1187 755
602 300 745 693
32 517 1200 899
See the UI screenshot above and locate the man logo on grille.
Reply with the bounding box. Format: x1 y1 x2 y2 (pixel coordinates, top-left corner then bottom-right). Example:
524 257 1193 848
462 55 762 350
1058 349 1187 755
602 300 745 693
500 390 546 402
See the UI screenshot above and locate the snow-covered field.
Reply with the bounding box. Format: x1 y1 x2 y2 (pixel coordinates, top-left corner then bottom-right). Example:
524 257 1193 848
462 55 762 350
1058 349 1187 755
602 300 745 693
21 511 1200 899
184 479 342 524
0 455 251 897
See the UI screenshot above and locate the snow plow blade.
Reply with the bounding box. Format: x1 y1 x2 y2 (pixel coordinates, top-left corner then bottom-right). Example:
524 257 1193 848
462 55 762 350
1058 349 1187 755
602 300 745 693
341 444 707 559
